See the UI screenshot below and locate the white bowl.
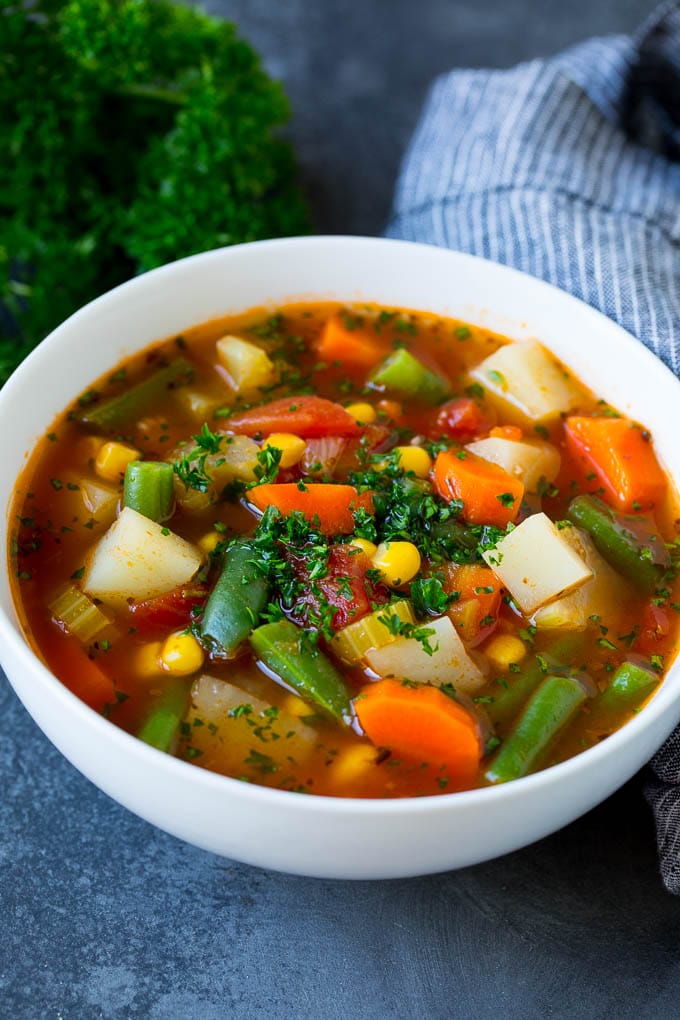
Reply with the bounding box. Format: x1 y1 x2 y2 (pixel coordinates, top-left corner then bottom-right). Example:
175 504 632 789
1 236 678 879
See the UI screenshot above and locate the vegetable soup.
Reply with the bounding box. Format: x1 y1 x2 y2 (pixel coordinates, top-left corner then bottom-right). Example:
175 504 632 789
9 304 680 797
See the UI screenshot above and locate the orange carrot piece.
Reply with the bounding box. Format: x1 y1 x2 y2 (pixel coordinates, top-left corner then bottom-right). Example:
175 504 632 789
432 449 524 526
57 636 117 712
564 416 666 512
316 315 388 370
247 483 373 534
442 563 502 645
355 679 482 784
489 425 524 441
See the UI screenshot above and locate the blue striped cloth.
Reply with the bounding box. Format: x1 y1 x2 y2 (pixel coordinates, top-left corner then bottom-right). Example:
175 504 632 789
386 2 680 891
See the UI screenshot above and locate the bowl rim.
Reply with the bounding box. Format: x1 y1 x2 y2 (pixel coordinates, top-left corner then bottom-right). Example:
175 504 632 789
2 233 679 817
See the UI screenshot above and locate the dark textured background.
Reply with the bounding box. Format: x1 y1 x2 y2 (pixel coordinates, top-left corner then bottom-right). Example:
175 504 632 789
4 1 679 1017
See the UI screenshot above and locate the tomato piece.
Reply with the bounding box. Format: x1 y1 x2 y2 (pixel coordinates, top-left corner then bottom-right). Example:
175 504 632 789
227 396 363 438
292 545 389 631
441 563 502 646
129 584 209 636
430 398 496 441
635 601 671 654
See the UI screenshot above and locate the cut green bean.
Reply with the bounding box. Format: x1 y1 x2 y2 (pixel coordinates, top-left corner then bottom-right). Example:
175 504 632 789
250 620 352 723
597 660 658 712
368 348 451 404
567 495 665 593
137 680 190 752
123 461 174 522
80 358 193 430
486 674 588 784
486 634 583 727
200 542 269 657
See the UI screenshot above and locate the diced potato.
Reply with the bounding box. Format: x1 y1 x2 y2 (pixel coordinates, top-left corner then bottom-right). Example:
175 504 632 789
82 506 202 608
364 615 485 694
482 513 592 614
465 436 560 492
80 478 119 523
216 334 276 394
173 434 260 512
175 388 221 420
532 526 624 630
185 675 317 775
469 341 583 425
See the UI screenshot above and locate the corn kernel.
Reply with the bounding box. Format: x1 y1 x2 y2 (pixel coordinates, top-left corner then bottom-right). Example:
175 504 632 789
345 402 376 425
331 744 377 785
281 694 309 717
348 537 377 558
484 634 527 670
371 541 421 587
135 641 163 678
95 441 141 482
198 530 222 555
160 632 205 676
394 445 433 478
263 433 307 468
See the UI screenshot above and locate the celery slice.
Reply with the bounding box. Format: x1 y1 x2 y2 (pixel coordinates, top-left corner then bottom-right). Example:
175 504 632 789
368 348 451 404
330 600 415 664
49 585 115 643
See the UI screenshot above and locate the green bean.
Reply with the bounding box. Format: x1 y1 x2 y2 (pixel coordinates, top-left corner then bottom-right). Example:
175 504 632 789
250 620 352 723
201 542 269 657
123 460 174 522
137 679 190 752
485 674 588 784
567 495 664 593
486 634 583 727
597 660 658 712
80 357 193 431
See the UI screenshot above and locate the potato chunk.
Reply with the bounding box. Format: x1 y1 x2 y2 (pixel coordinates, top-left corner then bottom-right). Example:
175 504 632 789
216 334 275 394
82 506 202 608
364 616 485 694
465 436 560 492
470 341 583 425
482 513 592 614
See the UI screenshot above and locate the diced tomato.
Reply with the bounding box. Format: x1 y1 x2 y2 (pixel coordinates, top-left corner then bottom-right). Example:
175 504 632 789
441 563 502 646
226 396 363 438
429 398 497 441
129 584 209 636
635 601 671 655
292 545 389 631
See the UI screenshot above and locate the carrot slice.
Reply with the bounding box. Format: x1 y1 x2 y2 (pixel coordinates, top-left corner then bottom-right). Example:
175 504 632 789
227 396 362 438
56 635 117 712
442 563 502 645
316 315 388 370
489 425 524 441
247 483 373 534
564 416 666 512
432 449 524 526
355 679 482 784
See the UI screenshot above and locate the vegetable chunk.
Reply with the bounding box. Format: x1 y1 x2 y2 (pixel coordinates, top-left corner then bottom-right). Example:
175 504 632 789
470 340 582 424
216 335 276 394
465 436 560 492
82 507 202 608
482 513 592 614
433 448 523 527
364 615 485 694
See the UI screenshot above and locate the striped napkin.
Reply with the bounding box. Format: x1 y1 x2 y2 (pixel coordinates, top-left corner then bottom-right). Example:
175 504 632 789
386 2 680 891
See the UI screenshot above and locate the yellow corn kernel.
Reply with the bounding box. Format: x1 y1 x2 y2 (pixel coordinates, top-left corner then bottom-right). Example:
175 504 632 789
281 694 309 717
484 634 527 670
371 541 421 587
198 530 223 555
348 537 378 558
331 744 377 785
394 445 433 478
135 641 163 678
345 402 376 425
95 441 141 482
263 433 307 468
160 632 205 676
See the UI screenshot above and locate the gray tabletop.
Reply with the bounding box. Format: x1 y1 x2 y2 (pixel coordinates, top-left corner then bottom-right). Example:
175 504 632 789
4 2 679 1017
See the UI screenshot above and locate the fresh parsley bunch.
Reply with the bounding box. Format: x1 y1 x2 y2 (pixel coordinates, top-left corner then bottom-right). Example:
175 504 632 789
0 0 309 383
